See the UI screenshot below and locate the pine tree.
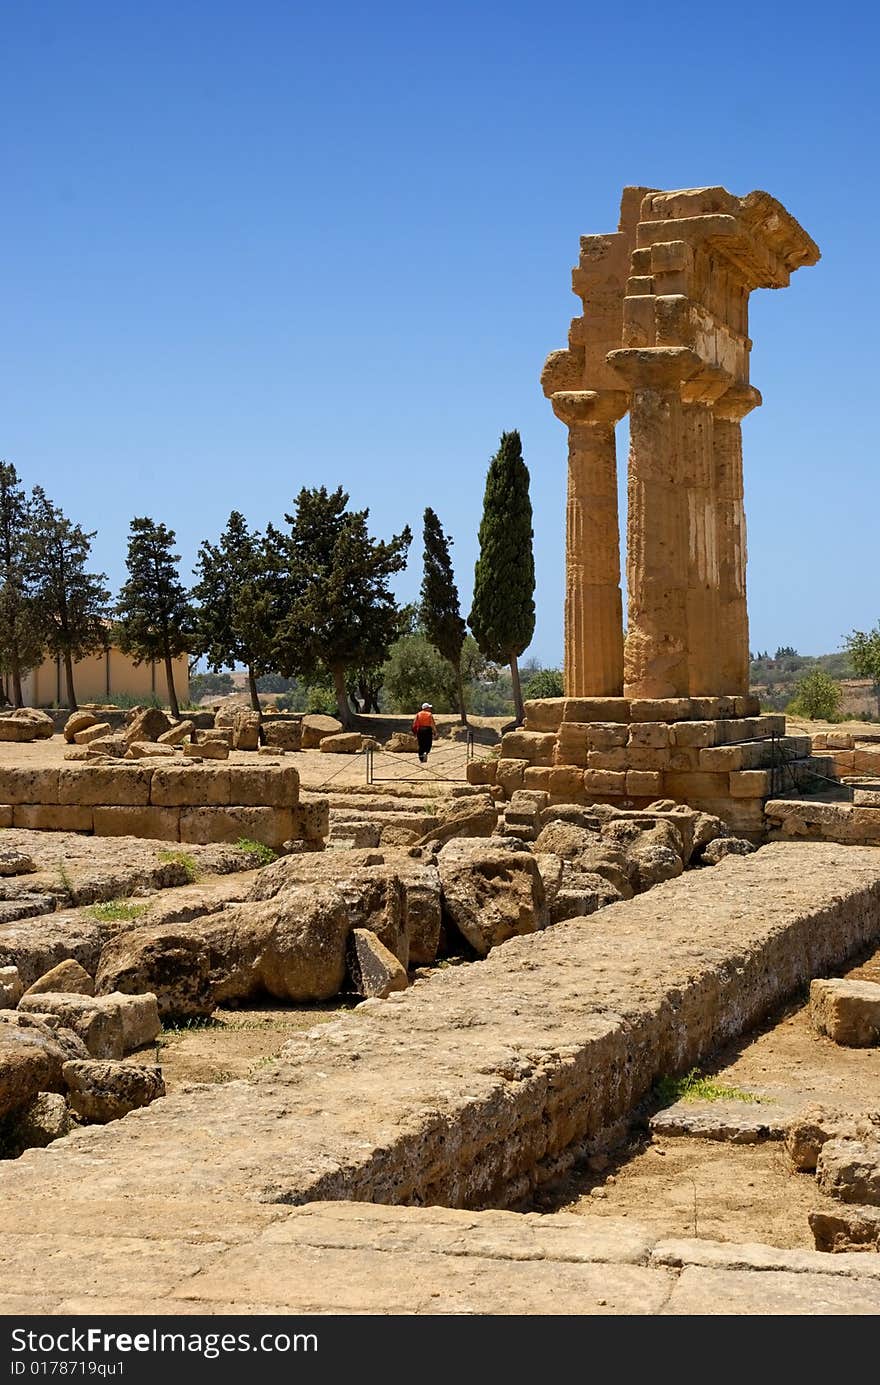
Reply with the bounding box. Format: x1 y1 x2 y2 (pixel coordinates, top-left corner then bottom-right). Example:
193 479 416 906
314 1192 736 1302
0 463 44 706
420 507 468 722
271 487 411 727
192 511 280 712
468 430 536 725
116 518 194 719
29 488 110 711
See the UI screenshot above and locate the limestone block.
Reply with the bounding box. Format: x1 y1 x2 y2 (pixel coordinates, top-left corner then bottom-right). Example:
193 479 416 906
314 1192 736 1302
826 733 855 751
555 723 590 768
628 699 691 722
663 771 731 799
58 765 153 807
543 767 586 801
291 797 330 843
810 1206 880 1253
329 821 382 849
628 722 670 748
668 748 701 772
264 721 302 752
73 722 112 745
0 768 61 806
228 765 300 808
0 965 23 1009
815 1137 880 1206
523 699 565 732
626 770 663 797
626 747 670 771
583 769 626 795
319 732 365 754
150 766 231 807
231 709 261 751
688 698 737 720
300 714 343 749
92 807 181 841
587 747 628 771
62 1059 165 1124
521 767 553 793
125 742 177 759
810 978 880 1046
0 806 11 828
496 759 528 796
180 807 294 850
729 770 772 798
586 722 629 750
157 720 194 746
563 697 630 723
123 708 171 744
346 929 408 999
102 990 162 1051
671 721 716 748
733 695 761 717
833 751 855 772
855 749 880 774
13 805 94 832
854 789 880 808
17 993 124 1059
184 741 229 761
64 711 97 743
499 732 556 766
466 760 497 786
23 960 94 998
811 733 828 750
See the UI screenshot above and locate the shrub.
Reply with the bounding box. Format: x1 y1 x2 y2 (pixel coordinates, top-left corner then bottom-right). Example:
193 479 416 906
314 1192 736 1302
788 668 842 721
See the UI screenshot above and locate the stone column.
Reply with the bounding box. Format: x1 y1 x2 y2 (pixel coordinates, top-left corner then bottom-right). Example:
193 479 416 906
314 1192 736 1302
712 386 760 695
551 390 628 697
681 400 719 694
607 347 701 699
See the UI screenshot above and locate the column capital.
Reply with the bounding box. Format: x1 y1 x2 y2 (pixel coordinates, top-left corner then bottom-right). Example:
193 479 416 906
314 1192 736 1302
550 390 629 427
606 346 702 390
714 384 762 421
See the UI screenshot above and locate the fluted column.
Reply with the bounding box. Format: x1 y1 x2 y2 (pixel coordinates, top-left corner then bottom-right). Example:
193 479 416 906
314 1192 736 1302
712 385 760 694
551 390 628 697
608 348 701 698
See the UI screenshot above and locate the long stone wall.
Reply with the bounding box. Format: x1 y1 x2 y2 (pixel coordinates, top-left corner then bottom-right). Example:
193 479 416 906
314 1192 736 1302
1 843 878 1219
0 764 328 849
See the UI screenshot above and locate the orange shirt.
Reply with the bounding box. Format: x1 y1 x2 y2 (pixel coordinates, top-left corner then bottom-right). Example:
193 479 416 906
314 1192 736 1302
412 710 436 730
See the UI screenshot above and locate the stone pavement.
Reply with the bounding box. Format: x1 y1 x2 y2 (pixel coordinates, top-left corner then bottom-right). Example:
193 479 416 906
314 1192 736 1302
2 1202 879 1315
1 842 880 1312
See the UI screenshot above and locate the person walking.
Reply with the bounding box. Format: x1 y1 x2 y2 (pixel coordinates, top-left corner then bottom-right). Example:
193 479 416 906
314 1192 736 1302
411 702 437 763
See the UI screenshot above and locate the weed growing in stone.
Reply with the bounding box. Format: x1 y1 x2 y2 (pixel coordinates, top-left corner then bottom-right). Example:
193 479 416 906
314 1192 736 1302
654 1067 760 1107
234 838 278 866
56 861 75 897
157 849 201 884
88 899 147 923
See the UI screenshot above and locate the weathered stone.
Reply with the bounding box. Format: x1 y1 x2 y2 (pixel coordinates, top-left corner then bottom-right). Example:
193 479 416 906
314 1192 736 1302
337 868 408 966
0 1019 80 1117
0 965 23 1010
291 796 330 843
184 740 230 761
534 820 599 859
810 978 880 1047
0 717 37 742
157 720 194 746
347 929 409 999
179 806 294 849
301 714 343 749
17 992 124 1059
701 837 757 865
437 839 547 956
816 1137 880 1206
124 707 171 744
1 1091 71 1152
319 732 364 754
23 959 95 998
809 1205 880 1253
125 741 177 759
86 736 128 759
92 807 181 841
0 847 36 876
5 708 54 739
73 722 112 745
63 1059 165 1124
393 862 442 966
550 869 625 923
63 711 97 743
264 721 302 752
232 709 262 751
58 764 152 807
417 794 498 847
692 812 732 854
783 1104 871 1172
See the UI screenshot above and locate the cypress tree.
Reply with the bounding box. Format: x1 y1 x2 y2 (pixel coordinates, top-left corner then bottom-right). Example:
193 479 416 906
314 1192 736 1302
0 463 43 706
29 488 110 711
468 430 536 725
192 511 280 713
420 507 468 723
116 518 194 719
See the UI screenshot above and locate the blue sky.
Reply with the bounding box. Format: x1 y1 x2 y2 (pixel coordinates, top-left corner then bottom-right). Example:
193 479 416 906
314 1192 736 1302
2 1 877 666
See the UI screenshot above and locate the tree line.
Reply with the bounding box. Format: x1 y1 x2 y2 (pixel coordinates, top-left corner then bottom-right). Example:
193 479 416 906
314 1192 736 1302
0 430 540 725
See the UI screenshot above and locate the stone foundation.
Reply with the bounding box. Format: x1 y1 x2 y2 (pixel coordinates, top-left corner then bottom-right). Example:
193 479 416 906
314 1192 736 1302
471 697 832 838
0 764 328 849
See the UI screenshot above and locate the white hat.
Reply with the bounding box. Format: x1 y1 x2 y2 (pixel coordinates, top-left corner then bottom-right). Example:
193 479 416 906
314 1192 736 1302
421 702 432 709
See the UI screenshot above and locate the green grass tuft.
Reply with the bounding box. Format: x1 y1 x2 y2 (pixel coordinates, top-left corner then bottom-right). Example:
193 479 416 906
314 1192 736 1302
234 837 278 866
654 1067 760 1108
157 849 201 884
87 899 147 924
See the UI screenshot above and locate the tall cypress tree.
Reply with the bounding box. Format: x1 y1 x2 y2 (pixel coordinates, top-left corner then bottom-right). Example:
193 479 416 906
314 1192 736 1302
468 430 536 725
29 488 110 711
420 507 468 723
0 463 43 706
116 518 193 719
192 511 280 713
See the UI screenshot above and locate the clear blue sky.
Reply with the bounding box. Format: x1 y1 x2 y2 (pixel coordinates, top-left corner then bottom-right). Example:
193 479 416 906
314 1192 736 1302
2 1 877 666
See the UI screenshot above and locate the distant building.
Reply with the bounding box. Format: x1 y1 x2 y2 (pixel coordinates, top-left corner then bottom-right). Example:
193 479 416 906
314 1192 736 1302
19 645 190 709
